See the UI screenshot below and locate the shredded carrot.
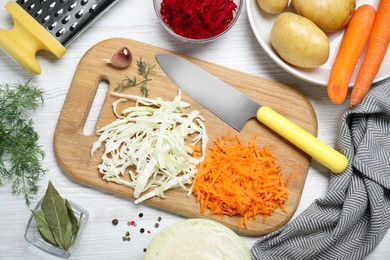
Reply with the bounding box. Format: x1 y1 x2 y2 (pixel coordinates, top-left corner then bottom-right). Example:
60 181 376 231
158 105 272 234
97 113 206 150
192 132 296 229
350 0 390 106
187 144 203 157
327 5 376 104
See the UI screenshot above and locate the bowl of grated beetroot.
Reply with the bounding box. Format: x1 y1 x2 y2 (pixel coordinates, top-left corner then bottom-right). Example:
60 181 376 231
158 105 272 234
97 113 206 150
154 0 243 43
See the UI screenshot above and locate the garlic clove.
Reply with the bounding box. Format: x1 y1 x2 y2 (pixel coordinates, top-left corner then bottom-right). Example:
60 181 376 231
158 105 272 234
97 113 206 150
105 47 132 68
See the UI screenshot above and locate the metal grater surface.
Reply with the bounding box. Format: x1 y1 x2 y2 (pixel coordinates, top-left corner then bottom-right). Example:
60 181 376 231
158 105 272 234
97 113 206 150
16 0 118 46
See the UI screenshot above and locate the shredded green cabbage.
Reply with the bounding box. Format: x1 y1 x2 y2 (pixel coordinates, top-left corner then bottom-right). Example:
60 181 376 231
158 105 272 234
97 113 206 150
91 90 208 204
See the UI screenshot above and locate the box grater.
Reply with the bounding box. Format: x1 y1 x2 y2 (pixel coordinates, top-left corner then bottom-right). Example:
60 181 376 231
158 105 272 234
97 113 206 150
0 0 118 74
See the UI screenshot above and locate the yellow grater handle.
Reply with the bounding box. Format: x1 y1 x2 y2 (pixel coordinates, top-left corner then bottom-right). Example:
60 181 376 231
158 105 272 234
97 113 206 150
0 1 66 74
257 106 348 173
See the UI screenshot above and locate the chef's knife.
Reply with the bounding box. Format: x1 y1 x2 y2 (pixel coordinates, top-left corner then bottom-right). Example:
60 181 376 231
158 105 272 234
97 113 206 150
155 53 348 174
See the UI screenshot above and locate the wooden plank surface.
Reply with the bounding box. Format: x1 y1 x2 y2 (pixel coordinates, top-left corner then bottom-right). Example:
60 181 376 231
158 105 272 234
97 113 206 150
54 38 317 236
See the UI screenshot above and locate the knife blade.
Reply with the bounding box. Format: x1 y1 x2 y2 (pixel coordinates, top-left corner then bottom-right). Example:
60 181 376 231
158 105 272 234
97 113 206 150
155 53 348 173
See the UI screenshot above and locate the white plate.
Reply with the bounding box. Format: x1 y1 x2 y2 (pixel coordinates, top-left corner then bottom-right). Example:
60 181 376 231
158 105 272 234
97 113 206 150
247 0 390 86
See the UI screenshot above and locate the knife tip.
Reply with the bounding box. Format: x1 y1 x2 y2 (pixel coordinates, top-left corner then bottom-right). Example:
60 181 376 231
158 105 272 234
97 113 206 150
155 53 165 63
155 53 167 59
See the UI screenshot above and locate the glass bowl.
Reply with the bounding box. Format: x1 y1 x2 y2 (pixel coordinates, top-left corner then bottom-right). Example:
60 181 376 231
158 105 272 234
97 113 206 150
24 199 89 258
153 0 243 43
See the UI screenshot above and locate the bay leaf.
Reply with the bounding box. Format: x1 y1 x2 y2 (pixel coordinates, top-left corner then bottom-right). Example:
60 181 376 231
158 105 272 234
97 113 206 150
41 181 72 250
62 215 74 250
31 210 58 246
65 199 80 235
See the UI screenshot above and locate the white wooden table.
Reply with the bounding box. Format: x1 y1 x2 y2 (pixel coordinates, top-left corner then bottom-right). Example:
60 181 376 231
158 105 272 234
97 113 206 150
0 0 389 259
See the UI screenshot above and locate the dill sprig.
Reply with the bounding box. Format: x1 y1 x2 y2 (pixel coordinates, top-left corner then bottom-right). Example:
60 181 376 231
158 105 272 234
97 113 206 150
0 80 46 206
114 57 156 97
137 57 156 79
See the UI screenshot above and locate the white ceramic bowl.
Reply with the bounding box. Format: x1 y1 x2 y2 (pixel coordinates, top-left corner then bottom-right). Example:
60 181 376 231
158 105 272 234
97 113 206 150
247 0 390 86
154 0 243 43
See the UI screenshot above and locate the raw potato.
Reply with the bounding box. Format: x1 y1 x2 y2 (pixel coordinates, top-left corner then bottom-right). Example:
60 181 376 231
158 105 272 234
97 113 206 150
257 0 288 14
292 0 356 32
270 12 329 68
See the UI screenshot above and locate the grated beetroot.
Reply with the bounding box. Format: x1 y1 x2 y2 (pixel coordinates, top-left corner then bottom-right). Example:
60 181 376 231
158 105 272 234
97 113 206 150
160 0 238 39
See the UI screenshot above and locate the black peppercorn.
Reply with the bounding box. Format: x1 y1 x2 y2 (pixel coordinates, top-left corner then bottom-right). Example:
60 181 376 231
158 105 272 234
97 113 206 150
138 213 144 218
112 219 119 225
140 228 145 233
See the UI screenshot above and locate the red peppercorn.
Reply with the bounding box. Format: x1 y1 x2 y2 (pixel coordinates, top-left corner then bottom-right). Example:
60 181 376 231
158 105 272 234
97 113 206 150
128 220 136 226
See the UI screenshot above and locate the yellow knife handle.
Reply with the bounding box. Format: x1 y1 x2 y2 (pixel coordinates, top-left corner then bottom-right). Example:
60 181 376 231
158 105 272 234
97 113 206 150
0 1 66 74
257 106 348 173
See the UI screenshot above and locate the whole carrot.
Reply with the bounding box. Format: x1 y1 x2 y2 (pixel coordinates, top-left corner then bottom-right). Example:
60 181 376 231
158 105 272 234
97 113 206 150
327 5 376 105
350 0 390 106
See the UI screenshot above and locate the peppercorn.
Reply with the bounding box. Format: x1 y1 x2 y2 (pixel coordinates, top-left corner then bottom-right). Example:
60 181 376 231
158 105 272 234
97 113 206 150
125 231 130 236
157 216 162 222
143 248 147 252
122 236 127 241
128 220 136 226
138 213 144 218
140 228 145 233
154 223 159 228
112 219 119 225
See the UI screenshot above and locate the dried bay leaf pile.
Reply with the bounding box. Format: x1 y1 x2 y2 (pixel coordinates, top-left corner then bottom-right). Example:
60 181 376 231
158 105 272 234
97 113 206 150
31 181 84 250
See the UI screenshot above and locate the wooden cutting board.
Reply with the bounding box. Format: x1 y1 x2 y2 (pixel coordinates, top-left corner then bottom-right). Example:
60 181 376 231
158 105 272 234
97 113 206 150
54 38 317 236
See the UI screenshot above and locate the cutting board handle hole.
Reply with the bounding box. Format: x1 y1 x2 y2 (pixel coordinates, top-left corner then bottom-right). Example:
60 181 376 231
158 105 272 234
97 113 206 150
83 80 109 135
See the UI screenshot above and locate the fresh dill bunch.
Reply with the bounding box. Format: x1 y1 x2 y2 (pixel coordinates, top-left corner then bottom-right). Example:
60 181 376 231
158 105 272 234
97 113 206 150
0 80 47 206
114 57 155 97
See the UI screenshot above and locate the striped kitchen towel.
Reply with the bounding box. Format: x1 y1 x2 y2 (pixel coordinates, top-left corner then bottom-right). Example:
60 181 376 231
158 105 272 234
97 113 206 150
251 80 390 260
